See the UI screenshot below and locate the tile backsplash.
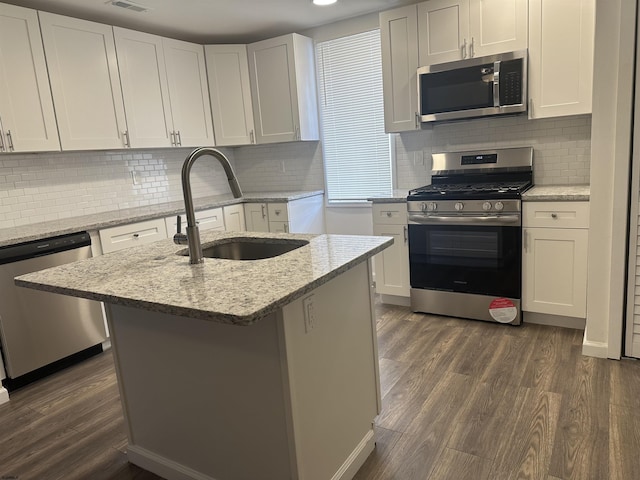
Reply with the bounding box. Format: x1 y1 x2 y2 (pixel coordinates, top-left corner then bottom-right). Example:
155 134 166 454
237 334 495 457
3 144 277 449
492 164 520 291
0 148 236 229
0 114 591 229
395 114 592 189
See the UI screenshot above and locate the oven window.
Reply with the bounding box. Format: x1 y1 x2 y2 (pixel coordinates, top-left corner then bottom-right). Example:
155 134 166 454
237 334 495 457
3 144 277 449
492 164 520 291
408 224 521 298
429 230 500 267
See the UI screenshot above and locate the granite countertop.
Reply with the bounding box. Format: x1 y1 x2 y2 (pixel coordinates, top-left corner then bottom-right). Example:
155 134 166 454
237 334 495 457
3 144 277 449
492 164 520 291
522 185 590 201
0 190 324 248
367 190 409 203
15 230 391 326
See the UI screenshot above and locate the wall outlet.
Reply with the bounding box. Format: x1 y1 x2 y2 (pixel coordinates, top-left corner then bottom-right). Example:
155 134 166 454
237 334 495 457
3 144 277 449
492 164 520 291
303 294 315 333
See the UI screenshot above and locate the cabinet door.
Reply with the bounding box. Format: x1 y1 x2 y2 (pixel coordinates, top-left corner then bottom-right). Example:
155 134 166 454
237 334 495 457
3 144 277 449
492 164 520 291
113 28 173 148
373 223 410 297
522 227 588 317
39 12 127 150
244 203 270 232
163 38 215 147
380 5 419 133
418 0 470 66
248 34 299 143
469 0 527 57
205 45 255 146
0 4 59 153
223 204 245 232
528 0 595 118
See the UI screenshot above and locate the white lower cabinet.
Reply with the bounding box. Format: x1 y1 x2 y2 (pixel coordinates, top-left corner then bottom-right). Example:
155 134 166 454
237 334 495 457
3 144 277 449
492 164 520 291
244 196 325 234
99 218 168 254
165 207 225 236
223 204 245 232
371 203 410 298
522 201 589 318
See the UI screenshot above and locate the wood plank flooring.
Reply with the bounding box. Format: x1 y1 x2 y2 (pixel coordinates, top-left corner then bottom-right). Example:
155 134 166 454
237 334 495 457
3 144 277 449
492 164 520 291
1 303 639 480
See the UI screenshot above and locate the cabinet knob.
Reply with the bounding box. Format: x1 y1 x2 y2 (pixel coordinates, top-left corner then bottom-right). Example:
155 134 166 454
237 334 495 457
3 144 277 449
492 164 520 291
133 233 140 238
386 211 392 217
551 213 558 219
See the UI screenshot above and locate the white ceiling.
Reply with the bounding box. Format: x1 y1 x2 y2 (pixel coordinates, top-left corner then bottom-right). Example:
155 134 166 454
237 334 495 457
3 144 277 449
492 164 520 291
6 0 415 43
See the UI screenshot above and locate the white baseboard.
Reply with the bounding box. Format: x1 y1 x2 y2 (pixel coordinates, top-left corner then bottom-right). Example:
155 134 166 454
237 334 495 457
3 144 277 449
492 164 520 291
524 312 586 330
379 294 411 307
127 445 216 480
0 386 9 405
331 429 375 480
582 339 609 358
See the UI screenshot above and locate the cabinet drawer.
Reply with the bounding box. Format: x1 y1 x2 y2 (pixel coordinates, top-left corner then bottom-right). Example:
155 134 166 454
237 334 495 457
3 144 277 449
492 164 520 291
268 203 288 221
196 208 225 231
523 201 589 229
372 203 407 225
269 221 289 233
99 218 167 254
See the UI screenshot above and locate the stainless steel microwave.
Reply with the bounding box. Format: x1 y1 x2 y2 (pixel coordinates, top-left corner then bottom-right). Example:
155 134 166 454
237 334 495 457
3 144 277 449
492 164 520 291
418 50 527 123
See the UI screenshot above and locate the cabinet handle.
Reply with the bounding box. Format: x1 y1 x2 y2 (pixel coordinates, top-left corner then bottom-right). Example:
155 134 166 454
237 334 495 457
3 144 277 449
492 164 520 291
294 125 300 141
469 37 475 58
170 131 176 146
176 130 182 146
403 225 408 245
551 213 558 219
6 130 14 151
261 204 266 219
123 130 130 148
133 233 140 239
529 99 534 117
415 112 419 129
0 130 5 152
523 229 528 252
275 209 281 216
386 211 392 217
250 129 255 144
284 223 289 233
462 38 468 59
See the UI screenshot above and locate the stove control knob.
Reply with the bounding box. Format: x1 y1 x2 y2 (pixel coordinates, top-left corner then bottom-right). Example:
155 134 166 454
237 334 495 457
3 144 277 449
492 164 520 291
482 202 492 211
495 201 504 211
426 202 437 212
454 202 464 211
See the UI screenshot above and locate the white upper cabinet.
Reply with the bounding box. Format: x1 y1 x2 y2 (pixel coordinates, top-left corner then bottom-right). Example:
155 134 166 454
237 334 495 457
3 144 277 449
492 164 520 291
528 0 595 119
114 29 215 148
247 33 319 144
380 5 420 133
417 0 527 66
0 4 59 153
113 27 173 148
418 0 470 65
39 12 128 151
205 45 256 146
162 37 215 147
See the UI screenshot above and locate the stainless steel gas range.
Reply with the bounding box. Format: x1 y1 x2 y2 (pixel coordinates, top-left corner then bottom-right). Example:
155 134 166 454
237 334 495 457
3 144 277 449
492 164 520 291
407 147 533 325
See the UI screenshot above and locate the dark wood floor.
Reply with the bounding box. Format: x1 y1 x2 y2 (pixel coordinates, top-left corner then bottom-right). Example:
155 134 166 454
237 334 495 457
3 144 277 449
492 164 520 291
1 303 639 480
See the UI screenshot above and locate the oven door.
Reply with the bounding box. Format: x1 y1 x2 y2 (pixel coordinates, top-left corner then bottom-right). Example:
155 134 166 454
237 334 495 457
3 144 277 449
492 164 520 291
408 220 521 298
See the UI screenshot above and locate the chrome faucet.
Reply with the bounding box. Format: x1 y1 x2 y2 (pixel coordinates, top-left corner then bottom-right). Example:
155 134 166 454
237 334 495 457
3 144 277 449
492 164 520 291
174 147 243 264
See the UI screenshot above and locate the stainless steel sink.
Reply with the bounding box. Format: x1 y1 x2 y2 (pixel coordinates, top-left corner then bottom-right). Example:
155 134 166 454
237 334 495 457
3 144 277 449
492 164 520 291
180 237 309 260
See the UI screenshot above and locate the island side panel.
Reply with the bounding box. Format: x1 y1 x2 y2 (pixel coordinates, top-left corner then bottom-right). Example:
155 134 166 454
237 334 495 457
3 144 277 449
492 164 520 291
106 304 293 480
279 260 380 480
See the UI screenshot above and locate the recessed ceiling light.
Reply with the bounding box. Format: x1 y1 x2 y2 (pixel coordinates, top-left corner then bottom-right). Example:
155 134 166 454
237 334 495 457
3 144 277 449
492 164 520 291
313 0 338 5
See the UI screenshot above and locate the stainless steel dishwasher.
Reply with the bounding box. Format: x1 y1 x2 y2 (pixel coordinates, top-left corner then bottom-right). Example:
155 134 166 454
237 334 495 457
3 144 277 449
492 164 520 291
0 231 107 390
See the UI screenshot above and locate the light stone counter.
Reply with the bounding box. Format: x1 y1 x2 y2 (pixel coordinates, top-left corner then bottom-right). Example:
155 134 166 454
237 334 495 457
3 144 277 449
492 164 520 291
522 185 590 201
15 230 391 326
0 190 323 248
367 189 409 203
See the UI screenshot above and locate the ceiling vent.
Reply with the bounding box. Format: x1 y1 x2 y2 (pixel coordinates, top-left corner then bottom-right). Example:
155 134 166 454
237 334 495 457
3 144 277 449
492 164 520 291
108 0 151 13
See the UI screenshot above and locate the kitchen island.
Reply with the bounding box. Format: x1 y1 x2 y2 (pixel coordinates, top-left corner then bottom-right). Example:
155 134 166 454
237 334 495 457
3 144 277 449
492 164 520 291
15 231 392 480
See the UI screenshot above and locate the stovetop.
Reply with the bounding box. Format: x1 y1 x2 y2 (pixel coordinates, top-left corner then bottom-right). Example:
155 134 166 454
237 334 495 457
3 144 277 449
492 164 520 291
408 180 532 200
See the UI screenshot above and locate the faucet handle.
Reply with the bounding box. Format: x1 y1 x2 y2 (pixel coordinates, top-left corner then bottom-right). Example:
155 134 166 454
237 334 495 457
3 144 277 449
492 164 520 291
174 216 188 245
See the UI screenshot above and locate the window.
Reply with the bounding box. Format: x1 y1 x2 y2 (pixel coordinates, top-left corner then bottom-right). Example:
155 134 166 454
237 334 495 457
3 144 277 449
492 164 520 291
316 29 392 203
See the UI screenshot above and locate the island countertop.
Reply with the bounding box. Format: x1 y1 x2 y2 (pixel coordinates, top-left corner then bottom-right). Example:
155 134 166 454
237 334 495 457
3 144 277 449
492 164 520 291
15 231 391 326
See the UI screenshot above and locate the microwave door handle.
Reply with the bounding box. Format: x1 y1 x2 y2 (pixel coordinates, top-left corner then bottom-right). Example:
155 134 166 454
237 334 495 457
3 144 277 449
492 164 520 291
493 61 501 107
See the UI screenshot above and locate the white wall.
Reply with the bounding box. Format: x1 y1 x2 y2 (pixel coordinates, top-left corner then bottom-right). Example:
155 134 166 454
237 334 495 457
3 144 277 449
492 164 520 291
583 0 636 359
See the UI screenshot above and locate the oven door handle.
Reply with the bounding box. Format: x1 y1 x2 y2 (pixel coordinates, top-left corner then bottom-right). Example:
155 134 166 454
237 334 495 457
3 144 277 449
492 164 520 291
408 214 521 226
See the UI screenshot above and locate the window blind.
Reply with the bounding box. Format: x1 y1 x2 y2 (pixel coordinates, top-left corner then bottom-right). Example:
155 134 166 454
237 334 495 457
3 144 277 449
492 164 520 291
316 29 392 202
